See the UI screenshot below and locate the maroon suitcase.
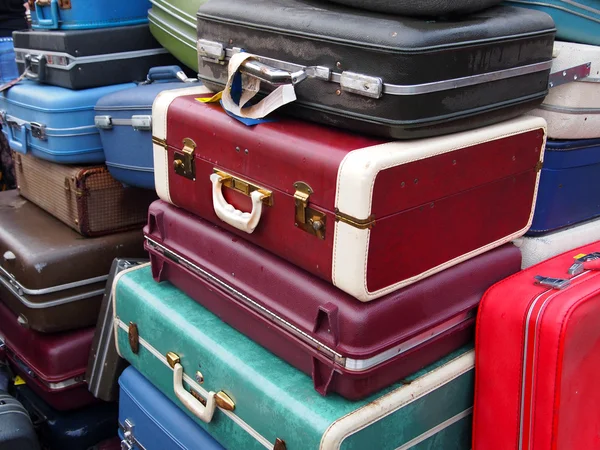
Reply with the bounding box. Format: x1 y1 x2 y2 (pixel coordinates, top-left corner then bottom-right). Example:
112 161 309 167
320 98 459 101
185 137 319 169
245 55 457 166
145 200 522 399
0 300 97 411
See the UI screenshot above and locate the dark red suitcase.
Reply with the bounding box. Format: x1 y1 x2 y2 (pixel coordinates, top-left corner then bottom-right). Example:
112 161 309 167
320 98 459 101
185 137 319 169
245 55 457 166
145 200 522 399
0 300 97 411
473 242 600 450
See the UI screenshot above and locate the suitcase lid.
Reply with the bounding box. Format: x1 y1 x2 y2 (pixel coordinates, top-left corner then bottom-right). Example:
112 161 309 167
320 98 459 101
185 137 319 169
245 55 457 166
0 190 144 292
144 200 521 363
0 300 93 383
543 138 600 169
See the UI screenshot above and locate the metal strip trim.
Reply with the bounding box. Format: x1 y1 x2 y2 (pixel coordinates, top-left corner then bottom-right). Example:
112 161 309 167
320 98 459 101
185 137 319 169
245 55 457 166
394 407 473 450
115 320 273 450
149 0 196 26
148 15 197 50
539 103 600 115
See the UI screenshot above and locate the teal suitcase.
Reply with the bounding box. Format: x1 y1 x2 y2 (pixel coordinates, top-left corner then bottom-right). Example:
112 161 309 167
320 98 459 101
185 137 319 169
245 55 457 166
113 265 475 450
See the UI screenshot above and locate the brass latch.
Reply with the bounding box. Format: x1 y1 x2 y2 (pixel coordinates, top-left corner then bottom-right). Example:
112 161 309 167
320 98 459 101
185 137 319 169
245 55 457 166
214 169 273 206
293 181 326 240
173 138 196 181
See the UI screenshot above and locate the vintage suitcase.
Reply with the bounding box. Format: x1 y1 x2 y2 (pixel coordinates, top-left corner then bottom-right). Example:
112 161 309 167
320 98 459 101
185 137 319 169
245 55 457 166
0 80 134 164
0 190 146 333
473 241 600 450
0 391 40 450
153 93 546 300
514 217 600 269
119 367 225 450
528 139 600 234
13 384 118 450
113 265 476 450
0 300 96 411
86 259 148 403
0 38 18 84
30 0 150 30
148 0 205 72
14 152 155 237
13 25 178 90
196 0 555 139
505 0 600 45
321 0 502 16
95 66 198 189
145 200 521 399
532 41 600 139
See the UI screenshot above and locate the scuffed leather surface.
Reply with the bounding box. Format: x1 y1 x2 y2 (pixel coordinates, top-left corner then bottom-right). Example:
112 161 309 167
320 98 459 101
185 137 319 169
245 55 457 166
323 0 501 17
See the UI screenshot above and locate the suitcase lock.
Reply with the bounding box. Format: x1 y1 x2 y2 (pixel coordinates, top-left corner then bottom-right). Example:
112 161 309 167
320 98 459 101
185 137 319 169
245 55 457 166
173 138 196 180
294 182 326 240
30 122 46 141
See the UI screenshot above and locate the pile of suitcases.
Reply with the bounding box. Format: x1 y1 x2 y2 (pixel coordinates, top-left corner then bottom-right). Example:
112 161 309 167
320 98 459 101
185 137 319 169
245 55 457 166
0 0 599 449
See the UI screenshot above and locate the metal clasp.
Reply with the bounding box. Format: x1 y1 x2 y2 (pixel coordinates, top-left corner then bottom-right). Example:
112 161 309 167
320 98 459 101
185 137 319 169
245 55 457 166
121 419 135 450
131 115 152 131
340 72 383 98
534 275 570 290
568 252 600 275
198 39 226 64
173 138 196 181
293 182 326 240
94 115 113 130
30 122 46 140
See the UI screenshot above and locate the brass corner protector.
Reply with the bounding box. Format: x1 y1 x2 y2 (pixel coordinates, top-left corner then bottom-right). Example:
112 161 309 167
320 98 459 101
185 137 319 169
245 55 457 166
128 322 139 354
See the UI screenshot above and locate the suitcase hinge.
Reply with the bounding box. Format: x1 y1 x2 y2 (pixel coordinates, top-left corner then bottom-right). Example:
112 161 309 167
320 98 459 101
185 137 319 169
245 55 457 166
30 122 46 141
293 182 326 240
173 138 196 181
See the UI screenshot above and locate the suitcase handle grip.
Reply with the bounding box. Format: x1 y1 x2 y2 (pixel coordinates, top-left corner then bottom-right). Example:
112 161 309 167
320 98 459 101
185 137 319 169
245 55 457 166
239 59 307 86
210 172 267 234
23 54 46 82
33 0 59 29
169 357 217 423
147 66 190 83
4 121 27 154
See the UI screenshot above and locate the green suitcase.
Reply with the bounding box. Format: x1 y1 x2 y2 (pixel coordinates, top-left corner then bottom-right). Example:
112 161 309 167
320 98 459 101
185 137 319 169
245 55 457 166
113 264 475 450
148 0 205 71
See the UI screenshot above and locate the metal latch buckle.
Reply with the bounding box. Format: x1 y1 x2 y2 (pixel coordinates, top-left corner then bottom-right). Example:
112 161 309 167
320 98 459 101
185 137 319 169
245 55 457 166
340 72 383 99
131 115 152 131
94 116 113 130
568 252 600 275
120 419 135 450
30 122 46 140
198 39 226 64
173 138 196 181
293 181 326 240
534 275 570 290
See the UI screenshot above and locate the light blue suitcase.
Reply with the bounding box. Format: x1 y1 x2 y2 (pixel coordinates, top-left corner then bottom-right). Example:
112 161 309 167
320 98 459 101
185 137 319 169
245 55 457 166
0 38 18 84
31 0 151 30
0 80 135 164
95 66 199 189
505 0 600 45
119 366 225 450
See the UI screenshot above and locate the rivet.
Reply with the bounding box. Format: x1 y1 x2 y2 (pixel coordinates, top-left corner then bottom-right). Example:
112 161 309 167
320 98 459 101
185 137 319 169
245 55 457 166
244 149 249 155
430 202 434 208
400 182 405 188
414 178 418 184
512 156 516 161
235 146 240 153
195 371 204 384
452 160 457 165
74 219 79 224
336 61 342 69
335 89 342 96
229 39 233 44
294 223 299 227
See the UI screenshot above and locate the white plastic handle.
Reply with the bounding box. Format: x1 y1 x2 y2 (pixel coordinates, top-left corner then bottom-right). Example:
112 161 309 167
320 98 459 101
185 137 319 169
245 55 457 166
172 362 216 423
210 173 265 234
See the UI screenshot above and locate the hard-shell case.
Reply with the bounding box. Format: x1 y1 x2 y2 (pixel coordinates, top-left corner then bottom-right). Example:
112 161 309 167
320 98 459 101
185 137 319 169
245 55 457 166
13 384 118 450
95 66 198 189
153 92 546 301
196 0 555 139
86 259 148 403
119 367 225 450
505 0 600 46
30 0 150 30
0 80 134 164
114 265 476 450
532 41 600 139
514 217 600 269
0 392 39 450
528 138 600 234
12 25 176 90
473 241 600 450
0 301 96 411
0 38 18 84
145 200 521 399
14 152 155 237
149 0 205 71
0 190 146 333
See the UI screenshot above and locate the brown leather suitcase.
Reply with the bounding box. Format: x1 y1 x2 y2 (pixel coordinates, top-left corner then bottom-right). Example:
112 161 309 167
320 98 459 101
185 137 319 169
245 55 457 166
13 151 156 237
0 190 147 333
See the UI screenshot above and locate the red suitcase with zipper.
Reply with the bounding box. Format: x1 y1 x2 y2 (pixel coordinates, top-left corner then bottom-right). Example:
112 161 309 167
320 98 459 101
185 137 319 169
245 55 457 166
0 300 97 411
473 241 600 450
152 89 546 301
145 200 522 400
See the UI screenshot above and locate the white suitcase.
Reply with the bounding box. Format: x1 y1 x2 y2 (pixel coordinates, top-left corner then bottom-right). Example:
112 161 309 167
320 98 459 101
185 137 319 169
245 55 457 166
533 41 600 139
513 217 600 269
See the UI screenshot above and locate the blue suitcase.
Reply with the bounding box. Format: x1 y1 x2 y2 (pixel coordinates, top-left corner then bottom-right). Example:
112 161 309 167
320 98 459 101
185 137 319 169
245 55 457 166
31 0 151 30
528 138 600 235
95 66 199 189
0 80 135 164
505 0 600 45
0 38 18 84
118 366 225 450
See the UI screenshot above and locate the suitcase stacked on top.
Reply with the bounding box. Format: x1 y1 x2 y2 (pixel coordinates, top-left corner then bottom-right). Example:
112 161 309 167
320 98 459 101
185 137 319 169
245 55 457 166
0 3 177 449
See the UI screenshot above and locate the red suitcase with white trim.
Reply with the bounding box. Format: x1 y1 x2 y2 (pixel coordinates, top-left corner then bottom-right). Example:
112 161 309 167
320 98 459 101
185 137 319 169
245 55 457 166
473 241 600 450
152 87 546 301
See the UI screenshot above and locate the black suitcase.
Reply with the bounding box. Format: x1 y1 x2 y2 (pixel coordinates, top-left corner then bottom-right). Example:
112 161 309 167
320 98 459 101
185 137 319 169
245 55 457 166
196 0 556 139
12 25 182 90
0 391 40 450
321 0 502 17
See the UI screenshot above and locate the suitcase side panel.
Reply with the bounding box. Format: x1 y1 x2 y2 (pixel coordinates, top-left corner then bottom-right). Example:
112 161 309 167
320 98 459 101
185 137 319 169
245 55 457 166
0 393 39 450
